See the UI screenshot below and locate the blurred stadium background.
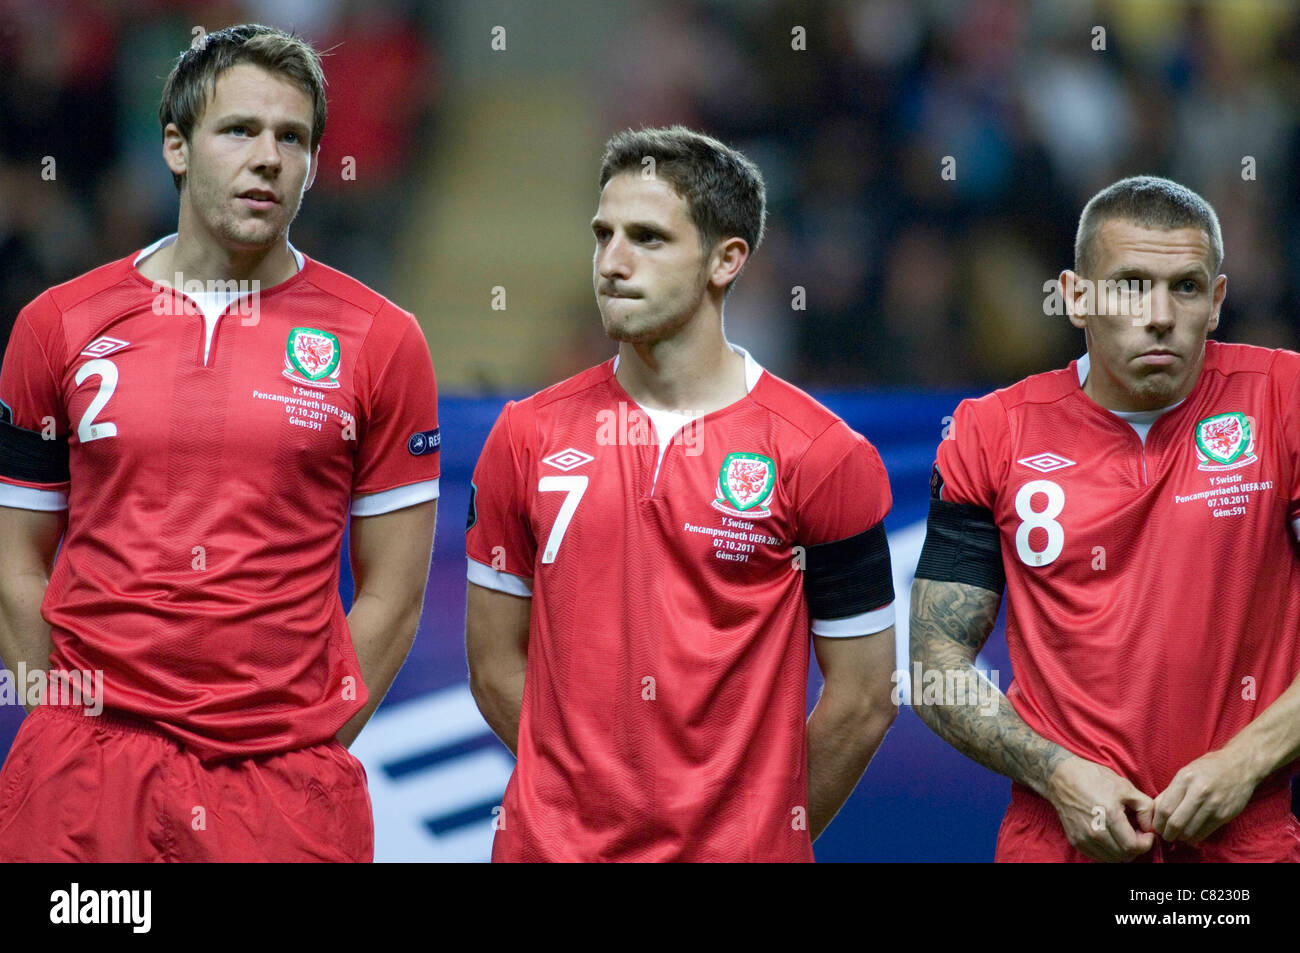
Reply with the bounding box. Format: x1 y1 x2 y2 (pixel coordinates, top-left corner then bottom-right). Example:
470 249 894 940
1 0 1297 861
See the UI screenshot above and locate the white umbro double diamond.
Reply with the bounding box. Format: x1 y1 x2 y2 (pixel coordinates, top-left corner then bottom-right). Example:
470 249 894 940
80 336 130 358
1017 452 1076 473
542 448 594 472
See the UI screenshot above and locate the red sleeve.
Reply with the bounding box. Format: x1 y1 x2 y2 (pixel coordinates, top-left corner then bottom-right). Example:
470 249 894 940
1274 349 1300 527
351 306 439 501
466 401 536 582
933 394 1009 509
0 296 71 494
791 420 892 545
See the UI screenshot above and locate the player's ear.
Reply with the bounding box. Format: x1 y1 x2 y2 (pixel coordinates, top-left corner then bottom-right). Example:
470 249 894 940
1208 273 1226 333
710 237 749 292
1060 270 1089 330
162 123 189 180
304 145 320 192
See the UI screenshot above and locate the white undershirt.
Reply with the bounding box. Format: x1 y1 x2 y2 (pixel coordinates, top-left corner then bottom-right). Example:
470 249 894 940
640 406 698 449
640 406 699 487
133 233 304 365
614 344 764 488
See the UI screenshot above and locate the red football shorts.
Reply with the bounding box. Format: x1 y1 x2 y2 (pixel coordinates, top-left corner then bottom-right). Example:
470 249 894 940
0 705 373 862
995 778 1300 863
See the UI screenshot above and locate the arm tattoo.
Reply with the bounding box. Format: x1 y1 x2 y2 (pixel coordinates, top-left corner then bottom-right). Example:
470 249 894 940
909 578 1071 797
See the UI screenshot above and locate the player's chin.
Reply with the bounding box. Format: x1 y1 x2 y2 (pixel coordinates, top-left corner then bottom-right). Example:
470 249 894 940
601 312 654 343
224 220 285 249
1129 370 1181 404
604 324 653 344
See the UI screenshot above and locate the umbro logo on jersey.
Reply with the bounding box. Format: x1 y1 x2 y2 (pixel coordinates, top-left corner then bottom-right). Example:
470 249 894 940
80 336 130 358
543 448 594 471
1017 453 1076 473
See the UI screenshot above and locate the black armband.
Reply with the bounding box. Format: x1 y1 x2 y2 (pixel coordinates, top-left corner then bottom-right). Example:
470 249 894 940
0 416 69 484
803 522 894 620
914 498 1005 593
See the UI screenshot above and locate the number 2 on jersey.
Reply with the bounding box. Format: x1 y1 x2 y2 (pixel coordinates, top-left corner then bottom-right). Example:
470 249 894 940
75 359 119 442
1014 479 1064 567
538 475 588 564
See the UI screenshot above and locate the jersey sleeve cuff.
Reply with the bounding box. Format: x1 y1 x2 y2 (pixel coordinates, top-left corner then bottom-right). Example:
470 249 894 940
467 556 533 596
351 478 439 516
0 481 69 512
811 601 894 637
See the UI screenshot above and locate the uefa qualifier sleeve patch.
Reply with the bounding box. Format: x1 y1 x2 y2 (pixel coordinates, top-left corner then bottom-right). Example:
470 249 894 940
408 427 441 456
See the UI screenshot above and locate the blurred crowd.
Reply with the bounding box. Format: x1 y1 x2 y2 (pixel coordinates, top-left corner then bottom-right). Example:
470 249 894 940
2 0 1297 390
595 0 1300 388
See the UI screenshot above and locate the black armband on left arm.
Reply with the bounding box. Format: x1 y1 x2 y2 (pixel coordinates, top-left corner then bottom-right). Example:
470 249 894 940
913 497 1005 593
803 522 894 620
0 416 69 484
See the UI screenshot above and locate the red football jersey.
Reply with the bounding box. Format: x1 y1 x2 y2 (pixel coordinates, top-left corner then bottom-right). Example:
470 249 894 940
466 349 894 862
935 341 1300 796
0 237 440 761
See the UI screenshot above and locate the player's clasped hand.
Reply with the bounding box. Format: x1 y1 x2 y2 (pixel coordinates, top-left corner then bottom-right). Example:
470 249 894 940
1152 747 1257 844
1046 755 1156 862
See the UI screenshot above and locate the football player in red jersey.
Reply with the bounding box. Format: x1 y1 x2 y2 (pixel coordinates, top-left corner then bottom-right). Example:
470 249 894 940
465 127 899 861
910 175 1300 862
0 25 438 861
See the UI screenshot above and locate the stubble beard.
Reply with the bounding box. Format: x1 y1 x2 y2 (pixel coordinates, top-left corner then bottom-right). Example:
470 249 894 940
603 303 660 343
602 263 709 345
218 201 292 250
1130 372 1178 406
1129 343 1205 407
190 176 295 253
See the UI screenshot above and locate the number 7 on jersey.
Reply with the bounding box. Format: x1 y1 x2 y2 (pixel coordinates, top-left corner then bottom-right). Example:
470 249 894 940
539 475 588 564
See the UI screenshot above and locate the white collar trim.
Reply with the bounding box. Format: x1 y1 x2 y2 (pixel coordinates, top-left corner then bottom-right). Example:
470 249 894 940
612 343 764 393
133 233 305 271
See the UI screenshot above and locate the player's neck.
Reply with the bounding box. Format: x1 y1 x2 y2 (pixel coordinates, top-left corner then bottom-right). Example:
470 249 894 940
615 319 747 414
140 218 299 289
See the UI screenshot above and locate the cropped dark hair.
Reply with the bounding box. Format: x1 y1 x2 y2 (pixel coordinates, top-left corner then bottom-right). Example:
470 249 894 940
599 126 766 289
1075 175 1223 276
159 24 327 191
